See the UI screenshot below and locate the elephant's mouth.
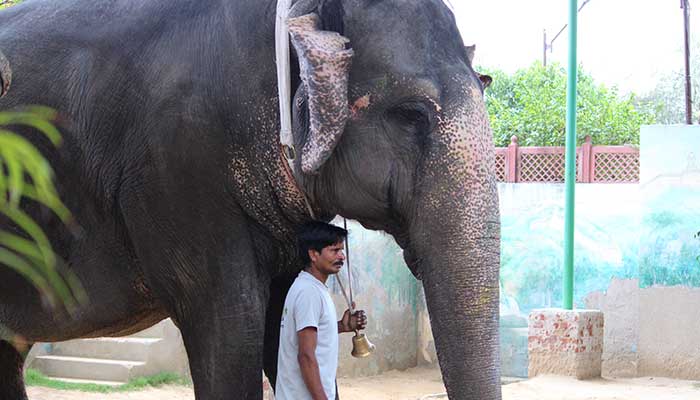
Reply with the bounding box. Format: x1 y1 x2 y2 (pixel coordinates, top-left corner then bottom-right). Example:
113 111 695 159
386 227 423 280
402 247 423 280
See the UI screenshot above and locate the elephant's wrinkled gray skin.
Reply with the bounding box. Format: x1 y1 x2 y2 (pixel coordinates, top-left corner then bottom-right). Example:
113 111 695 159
0 0 500 399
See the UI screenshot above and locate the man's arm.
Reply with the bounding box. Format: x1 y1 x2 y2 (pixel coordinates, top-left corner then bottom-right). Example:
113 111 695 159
297 327 327 400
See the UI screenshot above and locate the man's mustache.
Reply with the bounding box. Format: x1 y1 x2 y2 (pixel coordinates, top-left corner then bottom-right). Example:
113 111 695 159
333 261 344 266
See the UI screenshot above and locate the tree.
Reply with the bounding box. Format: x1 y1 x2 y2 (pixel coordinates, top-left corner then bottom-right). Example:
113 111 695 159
0 108 84 313
641 40 700 124
481 62 657 147
0 0 21 9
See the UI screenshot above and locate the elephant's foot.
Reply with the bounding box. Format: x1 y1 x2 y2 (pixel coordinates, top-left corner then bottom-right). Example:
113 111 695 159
0 340 29 400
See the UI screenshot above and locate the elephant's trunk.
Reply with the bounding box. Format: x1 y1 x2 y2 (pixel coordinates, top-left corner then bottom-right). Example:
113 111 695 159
408 77 501 399
419 236 500 399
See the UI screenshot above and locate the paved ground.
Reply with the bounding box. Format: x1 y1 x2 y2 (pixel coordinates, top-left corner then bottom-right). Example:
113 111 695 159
27 367 700 400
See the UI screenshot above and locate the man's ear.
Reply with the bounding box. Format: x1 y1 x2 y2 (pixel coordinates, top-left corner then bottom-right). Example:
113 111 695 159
308 249 319 263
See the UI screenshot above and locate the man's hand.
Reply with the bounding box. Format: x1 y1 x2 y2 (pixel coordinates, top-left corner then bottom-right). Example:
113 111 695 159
339 302 368 333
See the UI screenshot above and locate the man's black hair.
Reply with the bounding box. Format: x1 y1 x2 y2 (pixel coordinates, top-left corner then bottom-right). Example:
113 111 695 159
297 221 348 265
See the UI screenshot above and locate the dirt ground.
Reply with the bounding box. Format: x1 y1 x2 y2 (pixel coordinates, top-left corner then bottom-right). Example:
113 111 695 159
27 367 700 400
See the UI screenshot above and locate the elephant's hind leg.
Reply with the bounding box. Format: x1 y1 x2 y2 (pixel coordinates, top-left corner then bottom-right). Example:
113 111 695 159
0 340 28 400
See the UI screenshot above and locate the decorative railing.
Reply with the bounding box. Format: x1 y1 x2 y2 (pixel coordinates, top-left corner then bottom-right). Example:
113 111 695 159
495 136 639 183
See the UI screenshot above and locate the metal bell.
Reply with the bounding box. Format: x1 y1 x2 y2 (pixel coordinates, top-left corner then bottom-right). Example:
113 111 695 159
351 331 375 358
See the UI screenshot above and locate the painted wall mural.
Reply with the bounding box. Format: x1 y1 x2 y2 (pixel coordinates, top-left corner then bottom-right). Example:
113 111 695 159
499 183 640 316
328 218 419 377
498 183 641 377
640 125 700 287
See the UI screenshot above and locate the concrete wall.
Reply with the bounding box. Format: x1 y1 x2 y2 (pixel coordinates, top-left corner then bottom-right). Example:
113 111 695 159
144 319 191 379
637 286 700 379
330 219 419 377
586 278 700 380
584 278 639 378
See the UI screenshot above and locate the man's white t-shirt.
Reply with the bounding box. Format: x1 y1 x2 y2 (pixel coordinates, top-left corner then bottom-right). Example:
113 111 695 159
276 271 338 400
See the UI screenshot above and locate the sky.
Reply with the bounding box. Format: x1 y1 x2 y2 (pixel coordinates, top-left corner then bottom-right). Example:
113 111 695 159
449 0 698 94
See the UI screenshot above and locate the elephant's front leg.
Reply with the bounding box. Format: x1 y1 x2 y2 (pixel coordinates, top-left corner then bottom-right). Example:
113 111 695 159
0 340 30 400
175 237 271 400
122 199 272 399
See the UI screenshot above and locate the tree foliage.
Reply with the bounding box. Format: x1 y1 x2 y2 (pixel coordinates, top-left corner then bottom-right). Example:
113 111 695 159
641 40 700 124
0 108 84 313
0 0 21 9
481 62 657 147
0 0 86 320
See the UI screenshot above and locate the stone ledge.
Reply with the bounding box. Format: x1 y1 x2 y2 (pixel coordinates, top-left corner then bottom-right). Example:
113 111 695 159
528 308 604 379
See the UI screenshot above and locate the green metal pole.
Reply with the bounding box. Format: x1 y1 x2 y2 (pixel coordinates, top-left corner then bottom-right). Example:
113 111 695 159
563 0 578 310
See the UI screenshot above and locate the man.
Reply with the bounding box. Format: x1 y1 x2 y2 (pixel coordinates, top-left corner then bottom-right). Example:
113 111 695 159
276 221 368 400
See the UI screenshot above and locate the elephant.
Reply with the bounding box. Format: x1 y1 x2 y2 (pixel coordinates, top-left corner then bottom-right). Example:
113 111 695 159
0 0 501 399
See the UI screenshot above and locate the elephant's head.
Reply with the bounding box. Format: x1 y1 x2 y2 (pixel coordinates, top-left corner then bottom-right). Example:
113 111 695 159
288 0 500 398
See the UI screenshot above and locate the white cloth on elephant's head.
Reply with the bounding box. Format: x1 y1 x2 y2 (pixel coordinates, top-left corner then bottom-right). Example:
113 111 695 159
442 0 454 12
276 271 339 400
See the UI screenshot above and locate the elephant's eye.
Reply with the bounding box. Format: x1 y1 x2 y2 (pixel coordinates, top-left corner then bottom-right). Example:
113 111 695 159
386 101 433 135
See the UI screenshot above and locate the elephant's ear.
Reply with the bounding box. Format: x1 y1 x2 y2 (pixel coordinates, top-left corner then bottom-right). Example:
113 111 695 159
0 50 11 97
465 45 476 65
478 73 493 90
288 13 353 174
464 45 492 90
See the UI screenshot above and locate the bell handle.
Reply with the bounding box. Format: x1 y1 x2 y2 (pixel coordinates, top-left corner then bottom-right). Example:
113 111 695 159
334 273 353 313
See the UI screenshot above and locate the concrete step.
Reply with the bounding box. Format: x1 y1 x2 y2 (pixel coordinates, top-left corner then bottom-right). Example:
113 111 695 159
32 355 146 383
129 322 166 339
51 338 161 362
44 376 125 387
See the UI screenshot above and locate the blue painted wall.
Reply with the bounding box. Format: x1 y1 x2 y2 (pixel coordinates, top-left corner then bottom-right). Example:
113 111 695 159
639 126 700 287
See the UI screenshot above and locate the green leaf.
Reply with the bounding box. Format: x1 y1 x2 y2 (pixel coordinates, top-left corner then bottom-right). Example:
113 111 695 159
0 108 61 145
0 247 57 309
0 108 83 313
2 150 24 207
0 231 45 265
